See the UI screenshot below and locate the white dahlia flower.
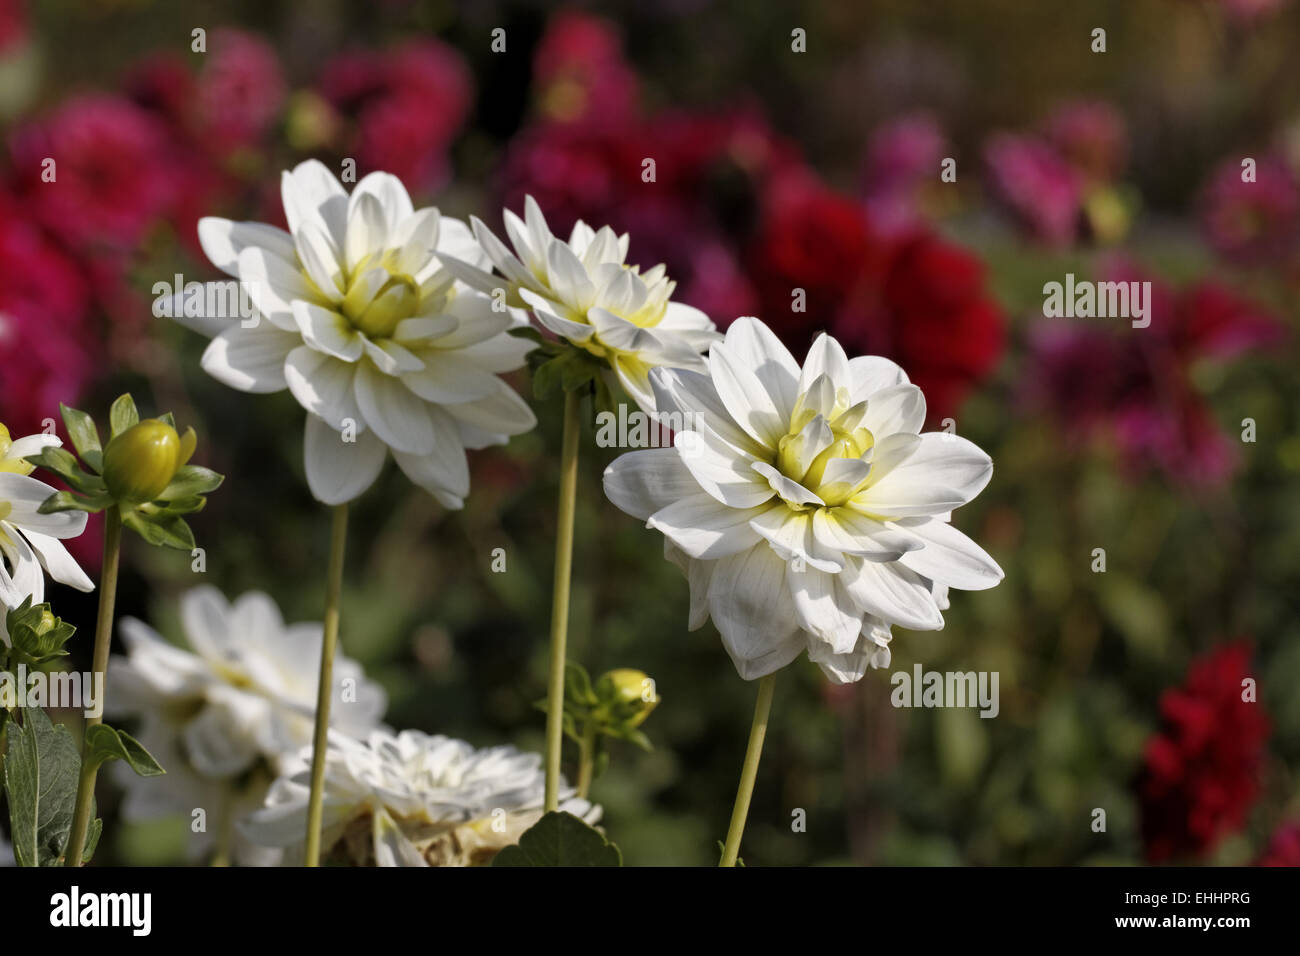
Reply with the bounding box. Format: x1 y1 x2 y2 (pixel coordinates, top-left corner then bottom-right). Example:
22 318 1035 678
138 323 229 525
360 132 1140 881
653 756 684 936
181 160 536 508
241 729 600 866
108 586 387 864
0 424 93 617
603 317 1003 683
438 196 719 412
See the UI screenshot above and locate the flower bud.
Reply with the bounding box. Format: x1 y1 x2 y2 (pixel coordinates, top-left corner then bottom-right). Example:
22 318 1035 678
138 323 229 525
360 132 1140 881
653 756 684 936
102 420 196 503
594 668 659 728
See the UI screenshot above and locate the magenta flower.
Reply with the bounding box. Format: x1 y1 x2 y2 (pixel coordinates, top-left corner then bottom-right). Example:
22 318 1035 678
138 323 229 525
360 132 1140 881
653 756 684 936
1199 154 1300 266
983 132 1085 246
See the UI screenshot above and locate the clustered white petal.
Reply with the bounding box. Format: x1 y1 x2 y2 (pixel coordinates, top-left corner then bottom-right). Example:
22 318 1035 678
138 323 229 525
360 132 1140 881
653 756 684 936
108 586 387 863
603 317 1003 683
0 426 93 625
182 160 537 508
441 195 720 412
241 729 599 866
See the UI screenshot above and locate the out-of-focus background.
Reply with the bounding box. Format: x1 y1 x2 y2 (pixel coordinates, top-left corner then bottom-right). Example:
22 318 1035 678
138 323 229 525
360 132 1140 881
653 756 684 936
2 0 1298 865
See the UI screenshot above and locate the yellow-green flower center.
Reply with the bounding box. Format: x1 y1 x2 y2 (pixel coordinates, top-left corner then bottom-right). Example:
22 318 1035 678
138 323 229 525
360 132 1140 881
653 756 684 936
342 272 420 339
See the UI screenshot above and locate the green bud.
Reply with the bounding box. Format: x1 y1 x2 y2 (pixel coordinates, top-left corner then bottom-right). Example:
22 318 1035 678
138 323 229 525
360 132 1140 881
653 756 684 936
102 419 197 503
595 668 659 728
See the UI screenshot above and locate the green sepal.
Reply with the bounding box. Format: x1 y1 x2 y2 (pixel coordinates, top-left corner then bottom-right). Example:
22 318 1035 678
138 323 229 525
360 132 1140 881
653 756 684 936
121 511 196 550
59 403 102 472
36 489 111 516
24 447 106 495
108 393 140 440
162 464 224 498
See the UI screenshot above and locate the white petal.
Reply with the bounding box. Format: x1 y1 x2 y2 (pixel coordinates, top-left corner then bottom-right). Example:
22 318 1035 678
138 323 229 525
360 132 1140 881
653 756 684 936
675 422 773 509
392 407 470 507
722 317 800 422
649 367 767 459
857 433 993 517
708 340 786 448
22 530 94 592
354 364 436 455
292 301 363 362
282 160 348 250
848 355 910 403
895 517 1004 590
348 171 412 236
201 325 297 393
198 217 297 276
810 508 920 561
748 506 842 572
603 448 699 521
4 434 61 461
441 380 537 437
0 474 89 537
303 415 387 505
345 191 390 273
706 544 805 680
437 291 515 347
787 566 862 654
861 383 927 438
646 494 766 560
798 333 852 396
235 246 315 331
842 557 944 630
0 529 43 607
284 347 362 430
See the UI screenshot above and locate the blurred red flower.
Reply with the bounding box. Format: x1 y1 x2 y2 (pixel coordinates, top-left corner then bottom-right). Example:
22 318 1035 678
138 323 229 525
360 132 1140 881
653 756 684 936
8 94 181 252
0 0 25 55
1138 642 1269 863
317 39 472 194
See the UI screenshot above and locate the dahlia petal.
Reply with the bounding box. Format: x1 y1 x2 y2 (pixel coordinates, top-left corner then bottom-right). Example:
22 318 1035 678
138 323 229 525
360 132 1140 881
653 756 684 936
303 414 386 505
603 449 700 522
201 324 297 393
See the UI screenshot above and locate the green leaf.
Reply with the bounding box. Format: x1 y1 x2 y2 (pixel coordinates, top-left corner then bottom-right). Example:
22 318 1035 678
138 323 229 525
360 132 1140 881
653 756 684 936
564 661 598 707
108 393 140 440
491 812 622 867
122 511 196 550
162 464 224 498
84 724 166 777
3 707 83 866
25 448 105 494
59 403 102 470
36 489 110 515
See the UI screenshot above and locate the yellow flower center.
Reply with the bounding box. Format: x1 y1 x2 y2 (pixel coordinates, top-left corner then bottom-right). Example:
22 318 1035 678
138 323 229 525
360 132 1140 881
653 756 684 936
342 272 420 340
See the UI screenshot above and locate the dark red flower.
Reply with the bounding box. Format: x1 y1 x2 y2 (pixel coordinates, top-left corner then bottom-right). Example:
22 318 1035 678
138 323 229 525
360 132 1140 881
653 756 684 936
0 0 27 55
1138 642 1269 864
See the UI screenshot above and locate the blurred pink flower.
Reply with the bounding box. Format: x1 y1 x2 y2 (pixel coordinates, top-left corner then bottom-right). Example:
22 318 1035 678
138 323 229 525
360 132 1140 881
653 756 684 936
1198 154 1300 266
860 112 948 235
1025 265 1285 487
533 11 639 123
318 40 472 194
1044 100 1127 184
8 94 181 252
0 193 94 435
195 28 287 149
984 132 1084 246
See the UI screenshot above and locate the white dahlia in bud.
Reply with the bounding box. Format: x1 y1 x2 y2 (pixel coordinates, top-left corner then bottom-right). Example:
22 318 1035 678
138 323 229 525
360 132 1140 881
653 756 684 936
182 160 537 508
603 317 1003 683
241 729 600 866
438 195 719 412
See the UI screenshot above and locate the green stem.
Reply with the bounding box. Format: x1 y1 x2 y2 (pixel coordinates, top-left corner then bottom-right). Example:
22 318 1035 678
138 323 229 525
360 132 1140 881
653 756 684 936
720 673 777 867
544 391 582 811
576 720 597 800
304 502 349 867
64 506 122 867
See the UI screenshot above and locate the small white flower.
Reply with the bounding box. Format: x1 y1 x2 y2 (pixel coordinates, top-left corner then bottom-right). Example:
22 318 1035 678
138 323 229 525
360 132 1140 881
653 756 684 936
440 196 719 412
241 728 600 866
0 425 93 620
603 317 1003 684
183 160 537 508
108 586 387 863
